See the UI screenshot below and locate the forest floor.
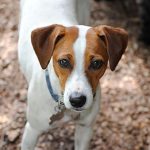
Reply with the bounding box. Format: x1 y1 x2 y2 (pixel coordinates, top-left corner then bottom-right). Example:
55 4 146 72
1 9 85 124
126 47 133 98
0 0 150 150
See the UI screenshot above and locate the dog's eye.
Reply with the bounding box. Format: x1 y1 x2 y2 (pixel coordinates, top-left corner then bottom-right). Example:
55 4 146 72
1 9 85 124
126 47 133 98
58 59 72 69
89 59 104 70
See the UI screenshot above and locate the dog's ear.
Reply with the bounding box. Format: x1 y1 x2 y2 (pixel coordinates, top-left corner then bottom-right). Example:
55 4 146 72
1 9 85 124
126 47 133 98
31 24 65 69
94 25 128 71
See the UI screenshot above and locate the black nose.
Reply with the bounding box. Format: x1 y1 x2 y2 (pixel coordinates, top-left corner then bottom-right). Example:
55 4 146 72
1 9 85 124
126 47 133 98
69 93 86 108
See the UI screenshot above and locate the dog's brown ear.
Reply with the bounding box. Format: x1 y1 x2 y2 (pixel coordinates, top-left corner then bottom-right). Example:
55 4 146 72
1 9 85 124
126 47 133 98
94 25 128 71
31 24 65 69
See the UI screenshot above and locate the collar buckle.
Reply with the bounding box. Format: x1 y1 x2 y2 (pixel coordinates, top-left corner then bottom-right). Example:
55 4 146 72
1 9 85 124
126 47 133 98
55 101 65 112
58 101 65 111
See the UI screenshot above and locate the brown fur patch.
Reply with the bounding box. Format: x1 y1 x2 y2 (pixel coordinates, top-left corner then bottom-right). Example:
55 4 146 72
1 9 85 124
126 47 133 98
53 27 78 90
93 25 128 71
85 28 108 92
31 24 66 69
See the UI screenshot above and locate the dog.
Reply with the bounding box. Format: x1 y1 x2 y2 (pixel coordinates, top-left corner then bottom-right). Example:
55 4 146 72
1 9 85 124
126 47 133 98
18 0 128 149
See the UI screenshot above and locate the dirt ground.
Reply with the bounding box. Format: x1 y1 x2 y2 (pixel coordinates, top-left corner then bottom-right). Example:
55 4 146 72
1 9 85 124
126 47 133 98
0 0 150 150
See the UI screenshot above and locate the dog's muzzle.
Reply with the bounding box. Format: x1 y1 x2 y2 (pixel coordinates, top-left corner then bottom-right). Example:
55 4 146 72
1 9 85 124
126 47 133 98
69 92 86 108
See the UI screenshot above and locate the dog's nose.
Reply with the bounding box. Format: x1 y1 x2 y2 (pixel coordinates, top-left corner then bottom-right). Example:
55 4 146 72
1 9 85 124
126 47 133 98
69 92 86 108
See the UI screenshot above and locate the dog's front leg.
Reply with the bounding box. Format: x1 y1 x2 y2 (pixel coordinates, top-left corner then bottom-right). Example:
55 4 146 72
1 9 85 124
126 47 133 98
75 124 93 150
75 88 101 150
21 122 42 150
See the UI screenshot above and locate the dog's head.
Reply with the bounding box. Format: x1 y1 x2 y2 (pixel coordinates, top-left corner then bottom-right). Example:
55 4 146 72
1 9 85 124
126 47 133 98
31 24 128 111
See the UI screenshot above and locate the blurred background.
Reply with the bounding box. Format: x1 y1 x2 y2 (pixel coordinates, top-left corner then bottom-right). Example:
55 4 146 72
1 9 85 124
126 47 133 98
0 0 150 150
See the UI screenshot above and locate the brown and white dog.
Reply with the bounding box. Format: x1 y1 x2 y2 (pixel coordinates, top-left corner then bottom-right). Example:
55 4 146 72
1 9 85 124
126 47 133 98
18 0 128 149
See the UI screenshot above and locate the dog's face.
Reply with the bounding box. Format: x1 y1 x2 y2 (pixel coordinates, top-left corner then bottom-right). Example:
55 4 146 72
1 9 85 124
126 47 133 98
52 26 109 111
31 24 128 111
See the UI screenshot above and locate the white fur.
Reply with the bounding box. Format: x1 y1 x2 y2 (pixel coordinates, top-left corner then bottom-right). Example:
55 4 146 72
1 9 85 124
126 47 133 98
64 26 93 110
18 0 100 150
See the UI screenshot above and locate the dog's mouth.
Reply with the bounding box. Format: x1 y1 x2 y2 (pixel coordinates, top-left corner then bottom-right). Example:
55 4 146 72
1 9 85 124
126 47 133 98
72 107 86 112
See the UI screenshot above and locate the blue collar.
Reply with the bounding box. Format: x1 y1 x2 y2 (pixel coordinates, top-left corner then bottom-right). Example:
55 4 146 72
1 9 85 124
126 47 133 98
45 68 59 102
